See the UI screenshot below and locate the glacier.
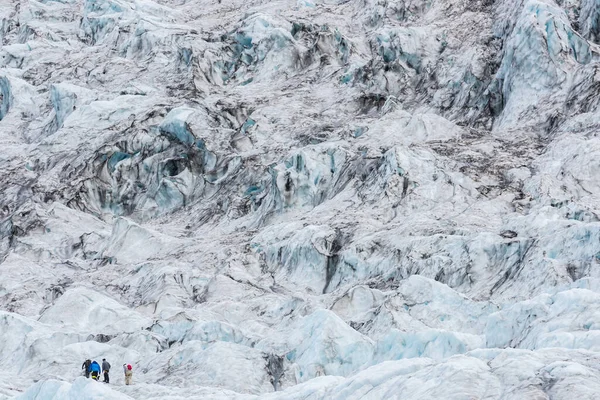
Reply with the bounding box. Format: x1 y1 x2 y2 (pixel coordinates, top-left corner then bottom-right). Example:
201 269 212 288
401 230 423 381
2 0 600 398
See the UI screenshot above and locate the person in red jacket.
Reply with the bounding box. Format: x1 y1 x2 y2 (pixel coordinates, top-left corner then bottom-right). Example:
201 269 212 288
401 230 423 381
123 364 133 385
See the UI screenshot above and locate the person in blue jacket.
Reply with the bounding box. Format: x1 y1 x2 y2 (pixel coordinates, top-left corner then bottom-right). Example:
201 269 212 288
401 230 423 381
90 360 101 381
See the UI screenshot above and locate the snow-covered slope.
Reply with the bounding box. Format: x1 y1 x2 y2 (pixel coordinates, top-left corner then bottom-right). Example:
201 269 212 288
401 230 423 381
2 0 600 398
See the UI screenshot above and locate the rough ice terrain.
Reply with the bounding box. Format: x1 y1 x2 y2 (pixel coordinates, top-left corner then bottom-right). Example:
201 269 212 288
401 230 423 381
1 0 600 398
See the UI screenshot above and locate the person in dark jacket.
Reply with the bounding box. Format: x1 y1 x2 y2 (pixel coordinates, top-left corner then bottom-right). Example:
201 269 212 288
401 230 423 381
81 359 92 378
102 359 111 383
90 360 101 381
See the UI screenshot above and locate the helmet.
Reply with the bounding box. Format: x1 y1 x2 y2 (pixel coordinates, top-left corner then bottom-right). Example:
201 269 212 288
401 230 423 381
127 364 132 370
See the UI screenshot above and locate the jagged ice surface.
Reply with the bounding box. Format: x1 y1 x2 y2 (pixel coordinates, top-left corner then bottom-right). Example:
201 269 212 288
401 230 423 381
1 0 600 398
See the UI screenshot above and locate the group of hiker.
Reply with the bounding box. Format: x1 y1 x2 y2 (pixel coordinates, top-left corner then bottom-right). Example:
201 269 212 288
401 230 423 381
81 359 133 385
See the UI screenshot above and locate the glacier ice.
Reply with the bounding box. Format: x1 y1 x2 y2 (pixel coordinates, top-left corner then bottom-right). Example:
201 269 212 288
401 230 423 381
2 0 600 398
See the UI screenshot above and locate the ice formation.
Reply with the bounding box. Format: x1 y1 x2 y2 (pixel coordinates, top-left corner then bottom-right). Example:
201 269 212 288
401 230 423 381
1 0 600 398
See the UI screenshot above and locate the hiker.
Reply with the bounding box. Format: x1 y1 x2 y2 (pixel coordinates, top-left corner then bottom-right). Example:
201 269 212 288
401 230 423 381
81 359 92 378
123 364 133 385
90 360 101 381
102 358 111 383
